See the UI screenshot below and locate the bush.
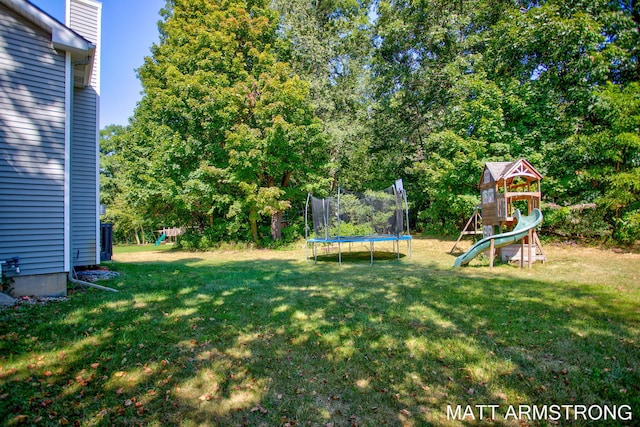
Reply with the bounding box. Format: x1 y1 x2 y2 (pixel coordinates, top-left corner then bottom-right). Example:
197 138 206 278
417 194 479 236
541 205 612 242
613 211 640 245
176 217 305 250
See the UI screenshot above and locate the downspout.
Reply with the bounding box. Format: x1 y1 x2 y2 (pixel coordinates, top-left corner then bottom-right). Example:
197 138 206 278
64 52 72 274
68 267 118 292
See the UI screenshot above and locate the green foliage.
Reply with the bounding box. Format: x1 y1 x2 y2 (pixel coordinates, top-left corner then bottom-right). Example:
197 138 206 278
99 125 159 244
614 211 640 244
175 227 251 251
100 0 640 245
102 0 330 245
327 222 373 237
0 271 14 296
542 205 613 242
273 0 375 190
407 131 483 233
370 0 640 242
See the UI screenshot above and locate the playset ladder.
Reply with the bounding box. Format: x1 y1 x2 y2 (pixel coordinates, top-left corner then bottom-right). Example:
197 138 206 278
450 207 483 253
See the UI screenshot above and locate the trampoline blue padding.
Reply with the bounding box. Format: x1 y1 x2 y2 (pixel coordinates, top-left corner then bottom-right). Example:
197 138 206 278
307 235 412 244
306 235 412 264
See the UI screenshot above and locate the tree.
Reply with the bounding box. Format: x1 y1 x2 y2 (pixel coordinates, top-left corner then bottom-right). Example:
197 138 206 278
134 0 328 242
99 125 156 244
274 0 375 191
371 0 494 231
562 82 640 242
225 64 326 241
102 0 639 244
370 0 640 239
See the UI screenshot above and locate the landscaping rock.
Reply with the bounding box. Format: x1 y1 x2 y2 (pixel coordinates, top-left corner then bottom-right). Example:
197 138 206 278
0 292 16 307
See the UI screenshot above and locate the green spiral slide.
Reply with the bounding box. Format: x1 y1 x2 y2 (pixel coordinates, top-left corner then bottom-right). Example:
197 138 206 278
453 208 543 268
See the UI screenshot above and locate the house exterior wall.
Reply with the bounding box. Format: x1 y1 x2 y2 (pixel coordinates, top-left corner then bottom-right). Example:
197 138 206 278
0 0 101 296
0 4 67 283
68 0 101 268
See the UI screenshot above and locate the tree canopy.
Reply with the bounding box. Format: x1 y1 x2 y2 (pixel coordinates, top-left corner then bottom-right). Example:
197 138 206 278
101 0 640 246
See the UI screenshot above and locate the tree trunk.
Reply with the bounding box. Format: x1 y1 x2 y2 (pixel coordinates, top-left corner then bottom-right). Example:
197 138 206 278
266 172 291 241
271 211 283 240
250 205 259 243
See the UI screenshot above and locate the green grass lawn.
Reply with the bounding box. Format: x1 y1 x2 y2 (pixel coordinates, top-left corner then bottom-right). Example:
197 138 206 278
1 238 638 426
112 243 176 254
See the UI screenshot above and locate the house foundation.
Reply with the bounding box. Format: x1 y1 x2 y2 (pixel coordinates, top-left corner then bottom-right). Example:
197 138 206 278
10 273 67 297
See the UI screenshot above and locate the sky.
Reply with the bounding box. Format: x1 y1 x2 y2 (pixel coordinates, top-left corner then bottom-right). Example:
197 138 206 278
29 0 166 127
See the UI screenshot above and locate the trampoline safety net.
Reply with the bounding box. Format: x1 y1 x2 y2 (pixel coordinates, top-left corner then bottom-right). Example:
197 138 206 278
306 179 410 240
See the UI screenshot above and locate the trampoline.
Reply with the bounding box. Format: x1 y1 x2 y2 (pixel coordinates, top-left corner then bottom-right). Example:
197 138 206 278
305 179 412 264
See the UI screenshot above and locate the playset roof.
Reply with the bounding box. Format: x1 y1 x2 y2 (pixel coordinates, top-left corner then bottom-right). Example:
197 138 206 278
480 159 543 186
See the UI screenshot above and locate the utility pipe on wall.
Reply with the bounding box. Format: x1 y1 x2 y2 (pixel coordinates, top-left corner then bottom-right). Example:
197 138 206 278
68 268 118 293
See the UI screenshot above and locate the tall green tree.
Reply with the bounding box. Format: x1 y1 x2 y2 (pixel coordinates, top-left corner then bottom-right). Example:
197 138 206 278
100 125 156 244
133 0 327 242
371 0 640 238
274 0 374 190
559 82 640 242
371 0 496 230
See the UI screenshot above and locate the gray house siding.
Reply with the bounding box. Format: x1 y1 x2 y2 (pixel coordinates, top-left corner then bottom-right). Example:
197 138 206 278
0 3 67 277
69 0 101 268
0 0 100 296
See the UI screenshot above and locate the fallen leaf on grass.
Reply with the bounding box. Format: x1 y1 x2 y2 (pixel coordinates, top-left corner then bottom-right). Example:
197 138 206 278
199 393 212 401
251 404 269 414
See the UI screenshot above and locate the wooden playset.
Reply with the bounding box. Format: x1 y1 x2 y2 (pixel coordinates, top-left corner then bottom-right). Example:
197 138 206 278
452 159 545 265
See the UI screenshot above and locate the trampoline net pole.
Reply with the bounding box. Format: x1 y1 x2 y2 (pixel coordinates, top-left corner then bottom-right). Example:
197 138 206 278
403 188 410 236
305 193 310 240
337 187 341 238
323 198 328 240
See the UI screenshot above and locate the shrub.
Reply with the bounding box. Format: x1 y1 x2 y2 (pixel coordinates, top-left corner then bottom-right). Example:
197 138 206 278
613 211 640 245
541 205 612 242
